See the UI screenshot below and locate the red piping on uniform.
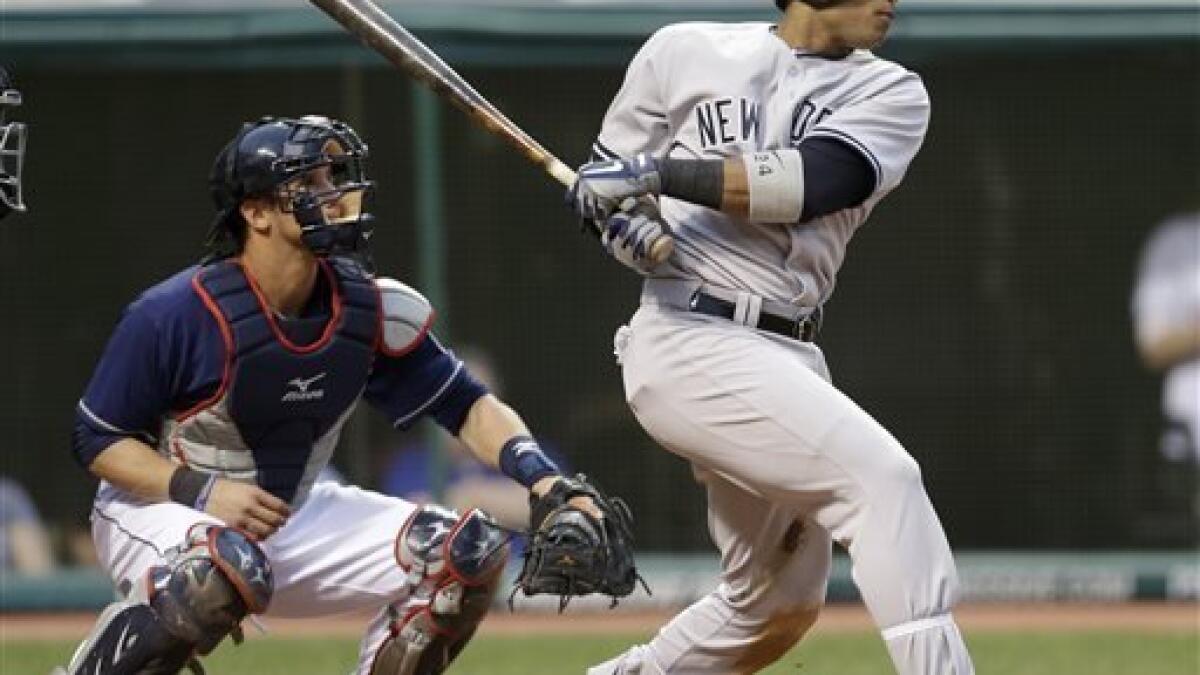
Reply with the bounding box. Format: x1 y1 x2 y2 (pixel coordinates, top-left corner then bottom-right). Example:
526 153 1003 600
179 272 235 422
373 280 435 357
239 258 343 354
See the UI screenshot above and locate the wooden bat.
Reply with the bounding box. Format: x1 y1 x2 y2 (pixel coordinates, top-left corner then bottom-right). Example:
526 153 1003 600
308 0 673 263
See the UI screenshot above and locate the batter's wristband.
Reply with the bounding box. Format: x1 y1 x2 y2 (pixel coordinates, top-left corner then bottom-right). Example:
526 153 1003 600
169 466 216 511
498 436 561 489
660 158 724 210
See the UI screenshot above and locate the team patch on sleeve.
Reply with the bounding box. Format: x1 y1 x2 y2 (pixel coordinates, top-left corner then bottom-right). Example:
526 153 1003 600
375 277 434 355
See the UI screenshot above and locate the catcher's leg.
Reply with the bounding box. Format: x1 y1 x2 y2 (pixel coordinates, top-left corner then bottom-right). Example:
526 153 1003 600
59 525 273 675
366 505 510 675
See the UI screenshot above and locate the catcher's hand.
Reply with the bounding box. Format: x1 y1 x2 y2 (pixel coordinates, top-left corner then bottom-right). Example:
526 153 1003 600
511 474 648 611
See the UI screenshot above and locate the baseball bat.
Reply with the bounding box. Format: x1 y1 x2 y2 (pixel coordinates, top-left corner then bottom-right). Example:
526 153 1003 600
308 0 673 263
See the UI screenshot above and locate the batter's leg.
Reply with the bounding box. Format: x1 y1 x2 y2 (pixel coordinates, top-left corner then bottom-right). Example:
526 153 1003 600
589 466 831 674
619 307 973 674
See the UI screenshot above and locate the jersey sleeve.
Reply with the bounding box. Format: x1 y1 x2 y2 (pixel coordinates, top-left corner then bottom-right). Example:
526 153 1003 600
806 71 930 198
73 304 172 466
591 27 677 161
365 333 489 434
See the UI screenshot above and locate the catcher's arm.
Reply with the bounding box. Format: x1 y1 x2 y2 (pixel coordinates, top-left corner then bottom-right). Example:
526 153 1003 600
452 394 647 608
455 393 602 517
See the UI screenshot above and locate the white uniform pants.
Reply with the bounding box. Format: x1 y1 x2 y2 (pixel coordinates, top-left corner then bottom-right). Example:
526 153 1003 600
92 480 419 674
591 282 973 675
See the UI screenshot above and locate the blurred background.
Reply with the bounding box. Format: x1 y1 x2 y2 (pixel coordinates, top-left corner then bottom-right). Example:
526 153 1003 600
0 0 1196 612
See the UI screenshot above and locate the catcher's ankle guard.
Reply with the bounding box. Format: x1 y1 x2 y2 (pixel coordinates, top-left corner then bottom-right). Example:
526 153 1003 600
370 506 510 675
512 474 649 611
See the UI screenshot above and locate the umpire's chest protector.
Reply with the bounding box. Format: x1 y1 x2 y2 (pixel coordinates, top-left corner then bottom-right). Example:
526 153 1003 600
190 258 378 503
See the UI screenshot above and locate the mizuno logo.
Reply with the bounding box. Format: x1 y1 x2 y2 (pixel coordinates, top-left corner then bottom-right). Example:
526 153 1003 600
282 372 326 402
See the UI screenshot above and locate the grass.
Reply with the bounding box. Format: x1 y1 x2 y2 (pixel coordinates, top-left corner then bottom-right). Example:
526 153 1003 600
6 631 1196 674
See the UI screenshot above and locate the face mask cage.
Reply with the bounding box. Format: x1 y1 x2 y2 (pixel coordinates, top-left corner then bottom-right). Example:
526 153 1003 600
0 87 27 216
273 152 372 216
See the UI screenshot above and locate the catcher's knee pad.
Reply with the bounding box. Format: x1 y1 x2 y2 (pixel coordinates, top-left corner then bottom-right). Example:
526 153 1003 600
369 506 510 675
61 524 273 675
149 524 273 653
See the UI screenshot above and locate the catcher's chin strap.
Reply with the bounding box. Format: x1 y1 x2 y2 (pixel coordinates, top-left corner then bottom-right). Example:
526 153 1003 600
509 474 651 613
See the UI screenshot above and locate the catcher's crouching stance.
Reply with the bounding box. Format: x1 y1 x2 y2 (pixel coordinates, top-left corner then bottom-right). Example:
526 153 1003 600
59 115 640 675
58 506 511 675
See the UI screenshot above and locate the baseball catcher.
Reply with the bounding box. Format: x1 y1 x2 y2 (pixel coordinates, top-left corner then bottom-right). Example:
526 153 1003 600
511 473 647 611
57 115 644 675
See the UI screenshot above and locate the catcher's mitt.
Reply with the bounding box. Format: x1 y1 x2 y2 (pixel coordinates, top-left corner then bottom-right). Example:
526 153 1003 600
511 474 648 611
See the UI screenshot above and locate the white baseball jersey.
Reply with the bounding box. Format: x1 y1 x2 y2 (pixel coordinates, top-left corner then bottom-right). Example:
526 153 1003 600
589 22 973 675
592 22 929 308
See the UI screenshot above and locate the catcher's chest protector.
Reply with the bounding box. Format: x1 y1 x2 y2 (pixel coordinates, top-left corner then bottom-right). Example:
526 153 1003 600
190 258 378 503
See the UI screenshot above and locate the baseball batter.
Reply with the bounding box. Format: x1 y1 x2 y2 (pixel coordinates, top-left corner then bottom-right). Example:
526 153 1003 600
58 115 604 675
568 1 974 673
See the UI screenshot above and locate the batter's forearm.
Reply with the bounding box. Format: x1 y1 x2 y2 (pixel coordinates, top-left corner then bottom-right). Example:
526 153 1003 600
88 437 179 503
720 159 750 217
657 138 874 223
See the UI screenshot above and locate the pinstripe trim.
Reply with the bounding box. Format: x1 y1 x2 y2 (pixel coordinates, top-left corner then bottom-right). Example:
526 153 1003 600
592 140 620 160
77 400 157 444
92 506 165 558
808 128 882 190
391 360 464 429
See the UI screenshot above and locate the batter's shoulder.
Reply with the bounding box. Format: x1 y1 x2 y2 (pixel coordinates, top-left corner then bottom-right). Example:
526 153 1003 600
643 21 773 57
374 276 435 356
841 51 930 112
854 52 928 92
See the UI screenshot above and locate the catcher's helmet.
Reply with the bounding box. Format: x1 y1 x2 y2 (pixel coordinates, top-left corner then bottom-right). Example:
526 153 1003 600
207 115 374 259
0 66 27 219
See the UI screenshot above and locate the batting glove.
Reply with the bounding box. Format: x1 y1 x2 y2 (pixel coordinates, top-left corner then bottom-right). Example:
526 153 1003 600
601 204 671 274
568 153 662 221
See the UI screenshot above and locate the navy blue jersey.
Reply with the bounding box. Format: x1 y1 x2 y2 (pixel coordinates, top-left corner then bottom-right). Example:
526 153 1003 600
73 261 486 503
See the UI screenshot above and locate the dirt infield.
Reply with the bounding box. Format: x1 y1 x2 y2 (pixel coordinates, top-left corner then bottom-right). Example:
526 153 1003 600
3 603 1195 641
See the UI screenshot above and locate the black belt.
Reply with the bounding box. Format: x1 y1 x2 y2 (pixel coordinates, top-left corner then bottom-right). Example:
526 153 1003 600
688 291 820 342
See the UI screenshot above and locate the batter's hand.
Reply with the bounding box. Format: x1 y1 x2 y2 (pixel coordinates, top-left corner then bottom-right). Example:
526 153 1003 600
600 201 672 273
568 153 662 221
205 479 291 541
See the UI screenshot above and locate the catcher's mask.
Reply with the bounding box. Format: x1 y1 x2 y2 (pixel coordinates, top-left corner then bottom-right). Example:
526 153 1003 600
207 115 375 261
0 66 28 219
